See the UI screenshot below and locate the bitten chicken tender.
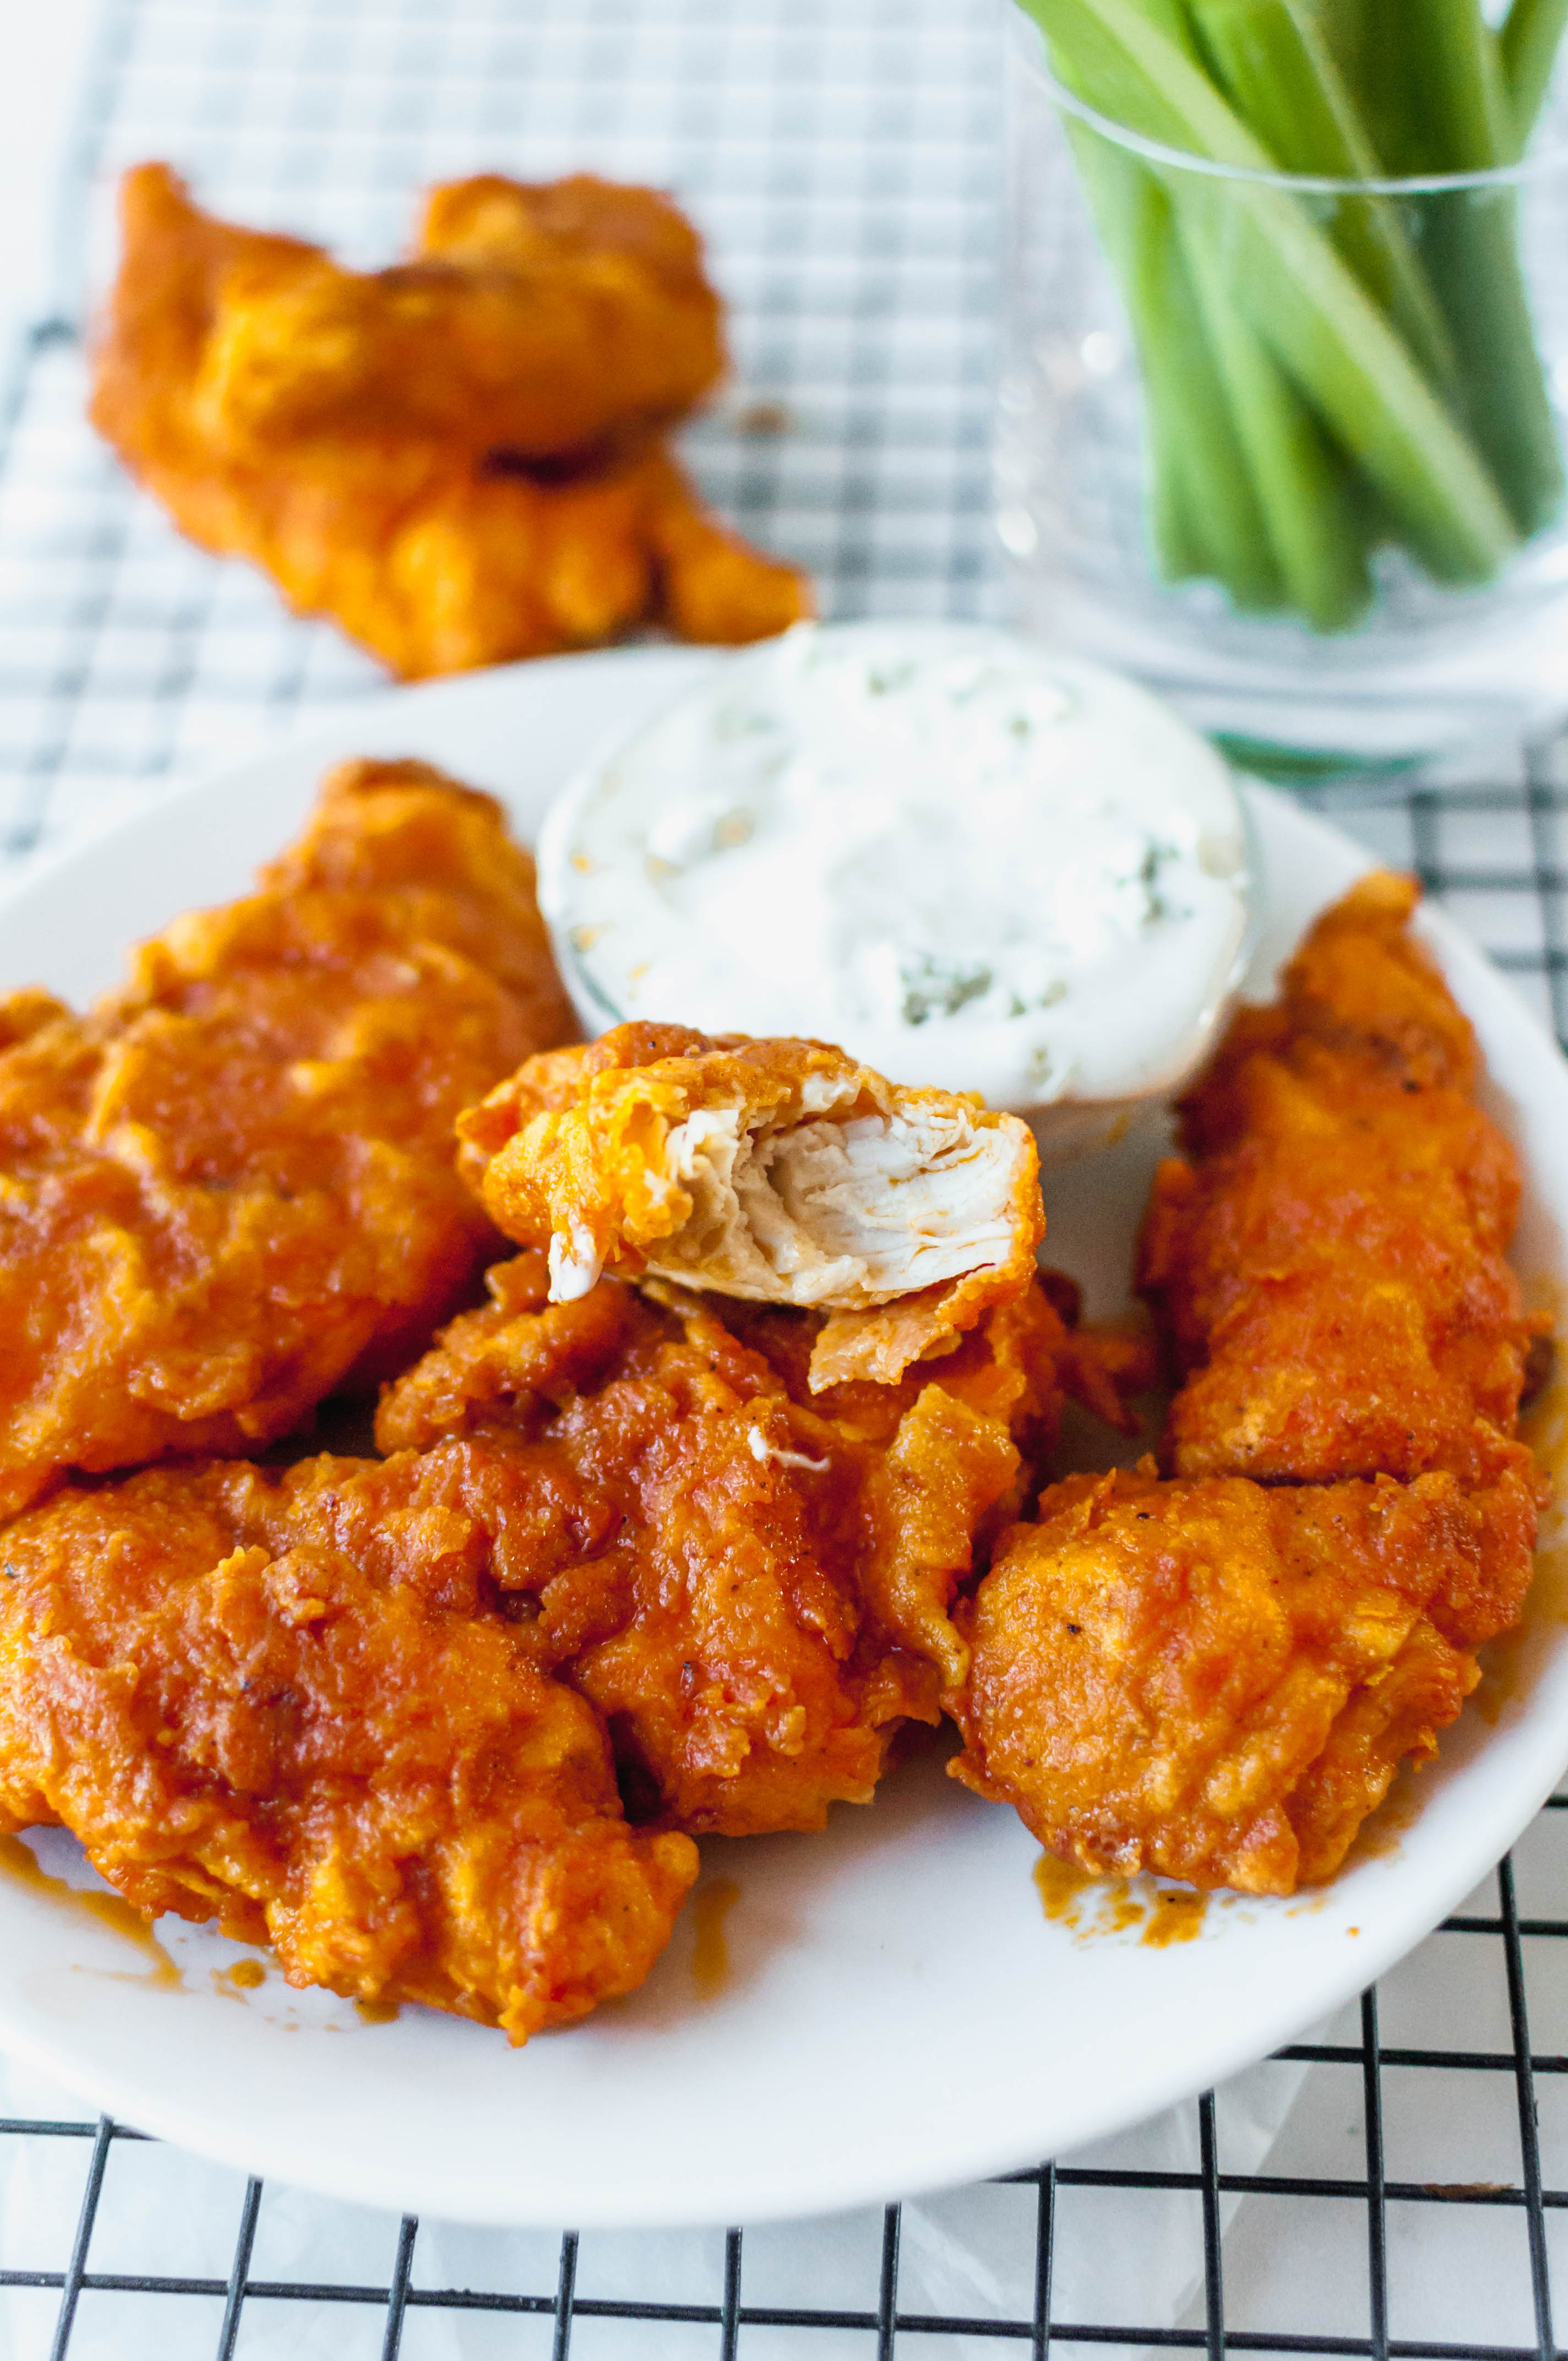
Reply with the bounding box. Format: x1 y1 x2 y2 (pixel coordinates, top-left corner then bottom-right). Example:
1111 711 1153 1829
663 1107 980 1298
374 1256 1099 1833
0 757 574 1519
0 1454 697 2038
457 1024 1044 1390
89 164 812 678
951 1460 1541 1895
1139 872 1537 1485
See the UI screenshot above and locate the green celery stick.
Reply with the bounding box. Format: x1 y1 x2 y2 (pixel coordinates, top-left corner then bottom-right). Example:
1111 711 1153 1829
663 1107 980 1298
1187 0 1380 171
1321 3 1426 173
1307 0 1370 89
1396 0 1564 535
1309 0 1565 529
1119 0 1377 614
1118 0 1199 51
1423 191 1565 534
1115 0 1304 592
1501 0 1568 141
1018 0 1519 581
1068 121 1287 601
1185 0 1458 393
1180 212 1373 625
1399 0 1514 165
1069 0 1289 595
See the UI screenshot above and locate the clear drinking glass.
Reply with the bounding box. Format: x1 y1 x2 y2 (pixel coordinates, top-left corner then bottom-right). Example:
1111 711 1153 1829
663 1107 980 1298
998 13 1568 775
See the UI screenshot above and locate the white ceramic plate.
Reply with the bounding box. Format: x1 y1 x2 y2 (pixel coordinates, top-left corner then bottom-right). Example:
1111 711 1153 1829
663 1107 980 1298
3 646 1568 2231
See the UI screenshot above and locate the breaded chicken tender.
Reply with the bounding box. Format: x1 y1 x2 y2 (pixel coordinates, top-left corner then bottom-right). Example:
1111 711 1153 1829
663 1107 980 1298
0 1452 697 2038
456 1024 1044 1390
374 1256 1097 1832
952 877 1547 1897
199 171 724 463
89 164 811 678
0 757 574 1520
1244 864 1482 1095
952 1459 1540 1895
1139 872 1537 1485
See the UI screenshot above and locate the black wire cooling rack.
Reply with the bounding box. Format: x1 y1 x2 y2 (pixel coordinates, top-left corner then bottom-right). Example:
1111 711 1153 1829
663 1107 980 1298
4 1 1568 2354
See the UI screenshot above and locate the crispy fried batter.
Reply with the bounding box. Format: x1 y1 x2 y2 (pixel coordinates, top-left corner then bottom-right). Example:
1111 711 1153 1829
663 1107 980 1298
200 171 724 462
457 1023 1044 1389
0 1452 697 2038
0 757 574 1520
1235 866 1479 1097
374 1259 1091 1831
343 440 809 677
89 164 812 678
951 1459 1540 1895
1139 872 1537 1485
952 877 1547 1898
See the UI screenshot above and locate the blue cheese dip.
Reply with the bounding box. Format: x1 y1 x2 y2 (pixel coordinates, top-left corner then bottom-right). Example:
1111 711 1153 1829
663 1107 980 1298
538 622 1251 1147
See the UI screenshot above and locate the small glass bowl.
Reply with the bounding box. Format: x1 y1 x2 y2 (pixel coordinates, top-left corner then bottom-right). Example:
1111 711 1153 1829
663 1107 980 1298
998 13 1568 776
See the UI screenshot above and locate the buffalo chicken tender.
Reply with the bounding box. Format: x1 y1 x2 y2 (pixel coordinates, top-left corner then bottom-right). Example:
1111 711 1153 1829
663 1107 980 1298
458 1024 1044 1390
198 171 725 463
376 1253 1146 1834
373 1258 1097 1832
337 440 808 678
1140 872 1537 1486
0 1455 697 2039
0 757 574 1520
952 872 1549 1902
952 1460 1540 1895
89 164 810 678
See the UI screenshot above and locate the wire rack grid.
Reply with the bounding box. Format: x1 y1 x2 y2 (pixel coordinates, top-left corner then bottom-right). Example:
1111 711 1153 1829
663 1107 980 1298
2 0 1568 2354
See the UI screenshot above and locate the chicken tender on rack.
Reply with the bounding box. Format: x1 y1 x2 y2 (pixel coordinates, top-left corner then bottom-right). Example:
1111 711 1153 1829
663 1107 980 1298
1139 872 1538 1486
951 1458 1540 1896
0 1453 697 2039
197 170 725 463
0 757 574 1519
375 1254 1103 1834
457 1023 1044 1389
89 164 811 677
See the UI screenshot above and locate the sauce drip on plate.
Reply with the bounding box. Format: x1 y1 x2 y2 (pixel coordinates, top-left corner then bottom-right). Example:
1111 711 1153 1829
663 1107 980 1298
0 1834 181 1988
691 1875 741 1999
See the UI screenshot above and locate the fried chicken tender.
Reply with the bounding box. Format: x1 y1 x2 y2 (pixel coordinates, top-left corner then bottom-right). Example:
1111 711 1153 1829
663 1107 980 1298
951 877 1547 1896
0 1452 697 2038
951 1459 1540 1895
89 164 812 678
1139 872 1537 1485
374 1255 1095 1832
456 1023 1044 1390
0 757 574 1520
200 171 724 462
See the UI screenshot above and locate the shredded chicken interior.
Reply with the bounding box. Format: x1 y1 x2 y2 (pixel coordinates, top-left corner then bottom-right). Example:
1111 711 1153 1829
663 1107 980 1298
612 1101 1027 1308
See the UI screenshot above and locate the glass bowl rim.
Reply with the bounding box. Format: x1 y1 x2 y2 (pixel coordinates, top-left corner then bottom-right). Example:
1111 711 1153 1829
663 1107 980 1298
1009 9 1568 196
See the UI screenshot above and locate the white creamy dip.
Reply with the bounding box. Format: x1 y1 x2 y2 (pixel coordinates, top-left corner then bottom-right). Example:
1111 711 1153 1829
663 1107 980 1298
538 623 1251 1139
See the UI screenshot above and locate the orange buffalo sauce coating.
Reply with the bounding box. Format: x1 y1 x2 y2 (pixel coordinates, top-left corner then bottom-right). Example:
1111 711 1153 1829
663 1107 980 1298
953 1457 1539 1896
0 1450 696 2041
1141 872 1539 1487
376 1263 1080 1834
0 1254 1148 2028
0 756 574 1519
89 164 811 678
952 876 1549 1900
